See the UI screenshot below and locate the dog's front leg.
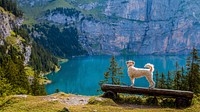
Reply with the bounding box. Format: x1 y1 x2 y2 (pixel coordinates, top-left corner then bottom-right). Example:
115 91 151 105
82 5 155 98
131 78 135 87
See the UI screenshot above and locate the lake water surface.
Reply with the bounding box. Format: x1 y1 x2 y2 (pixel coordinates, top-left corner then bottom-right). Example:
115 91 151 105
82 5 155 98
46 55 187 95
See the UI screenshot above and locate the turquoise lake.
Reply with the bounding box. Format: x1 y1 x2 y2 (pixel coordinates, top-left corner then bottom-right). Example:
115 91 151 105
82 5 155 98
46 55 187 95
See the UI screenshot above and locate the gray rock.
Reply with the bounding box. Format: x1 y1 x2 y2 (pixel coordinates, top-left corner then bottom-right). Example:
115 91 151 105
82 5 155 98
78 0 200 55
0 7 32 65
24 46 32 65
18 0 200 55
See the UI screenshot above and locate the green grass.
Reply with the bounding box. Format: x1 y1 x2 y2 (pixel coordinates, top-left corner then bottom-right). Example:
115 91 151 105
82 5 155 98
0 94 199 112
88 96 117 106
20 0 107 25
0 96 65 112
21 0 74 25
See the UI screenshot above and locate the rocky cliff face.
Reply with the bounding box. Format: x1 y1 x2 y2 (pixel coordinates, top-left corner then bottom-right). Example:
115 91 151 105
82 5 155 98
79 0 200 55
0 8 14 39
0 7 31 64
18 0 200 55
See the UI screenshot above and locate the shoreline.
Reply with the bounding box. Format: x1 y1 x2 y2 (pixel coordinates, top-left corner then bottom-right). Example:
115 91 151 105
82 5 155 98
43 58 68 75
41 58 68 84
58 58 68 64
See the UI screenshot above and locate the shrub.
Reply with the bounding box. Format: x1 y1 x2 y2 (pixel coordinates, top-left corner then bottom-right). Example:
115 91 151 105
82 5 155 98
145 96 158 106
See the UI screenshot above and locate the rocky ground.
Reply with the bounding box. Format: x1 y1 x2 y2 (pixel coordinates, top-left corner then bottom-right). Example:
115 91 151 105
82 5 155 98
42 94 91 106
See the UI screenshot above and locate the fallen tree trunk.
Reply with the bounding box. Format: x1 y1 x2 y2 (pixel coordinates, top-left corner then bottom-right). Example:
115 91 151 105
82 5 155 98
101 84 193 99
101 84 194 108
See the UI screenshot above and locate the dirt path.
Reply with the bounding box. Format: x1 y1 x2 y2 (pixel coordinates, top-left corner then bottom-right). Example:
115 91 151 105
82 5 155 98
14 93 160 109
40 93 160 109
43 95 91 106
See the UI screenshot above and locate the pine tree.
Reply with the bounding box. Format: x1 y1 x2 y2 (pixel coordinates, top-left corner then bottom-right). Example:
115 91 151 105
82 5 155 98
98 56 124 91
155 70 159 88
55 89 60 93
31 72 41 95
186 48 200 93
180 66 187 90
99 72 110 86
108 56 124 85
31 72 47 96
159 73 166 89
0 78 13 96
173 62 182 90
39 84 47 95
166 71 172 89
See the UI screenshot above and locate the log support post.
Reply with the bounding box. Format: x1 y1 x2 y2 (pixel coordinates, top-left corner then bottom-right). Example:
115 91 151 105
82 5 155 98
103 91 117 99
175 97 191 108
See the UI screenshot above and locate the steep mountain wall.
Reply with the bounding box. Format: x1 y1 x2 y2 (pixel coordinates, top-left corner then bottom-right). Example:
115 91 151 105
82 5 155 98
79 0 200 55
18 0 200 55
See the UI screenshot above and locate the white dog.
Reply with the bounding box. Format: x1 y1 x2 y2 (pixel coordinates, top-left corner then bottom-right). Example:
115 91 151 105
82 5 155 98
126 60 155 88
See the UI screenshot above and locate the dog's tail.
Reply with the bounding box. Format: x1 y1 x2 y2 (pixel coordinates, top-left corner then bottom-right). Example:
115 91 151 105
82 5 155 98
144 63 154 73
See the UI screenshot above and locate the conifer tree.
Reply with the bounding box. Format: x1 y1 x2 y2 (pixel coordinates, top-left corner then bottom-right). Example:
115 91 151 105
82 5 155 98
186 48 200 93
55 88 60 93
173 62 182 90
0 78 13 96
98 56 124 90
158 73 167 89
31 72 41 95
180 66 187 90
166 71 172 89
155 70 159 88
108 56 124 85
31 71 47 96
40 84 47 95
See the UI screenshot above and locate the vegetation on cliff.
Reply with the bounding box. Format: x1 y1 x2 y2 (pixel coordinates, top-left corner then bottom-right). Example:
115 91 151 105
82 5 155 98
30 24 87 57
0 0 23 17
0 1 59 96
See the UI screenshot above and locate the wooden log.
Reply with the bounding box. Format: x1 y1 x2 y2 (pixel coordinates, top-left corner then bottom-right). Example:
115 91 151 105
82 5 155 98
101 84 193 99
103 91 117 99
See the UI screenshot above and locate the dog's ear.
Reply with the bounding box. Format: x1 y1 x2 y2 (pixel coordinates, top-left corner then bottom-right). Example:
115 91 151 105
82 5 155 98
126 61 129 65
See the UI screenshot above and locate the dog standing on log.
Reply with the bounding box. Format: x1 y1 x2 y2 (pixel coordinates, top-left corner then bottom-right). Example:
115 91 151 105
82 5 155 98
126 60 155 88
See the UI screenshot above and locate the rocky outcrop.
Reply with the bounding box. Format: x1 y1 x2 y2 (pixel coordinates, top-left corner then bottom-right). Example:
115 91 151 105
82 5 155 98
0 7 31 64
24 46 32 65
0 8 14 39
18 0 200 55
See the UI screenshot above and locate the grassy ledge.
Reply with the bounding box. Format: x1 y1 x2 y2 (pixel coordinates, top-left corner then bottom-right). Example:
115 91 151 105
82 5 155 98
0 93 199 112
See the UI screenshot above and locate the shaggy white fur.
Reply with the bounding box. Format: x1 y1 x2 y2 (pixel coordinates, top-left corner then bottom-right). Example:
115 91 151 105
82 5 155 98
126 60 155 88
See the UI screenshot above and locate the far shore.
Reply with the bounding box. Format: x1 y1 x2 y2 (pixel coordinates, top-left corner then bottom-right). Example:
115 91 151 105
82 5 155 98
58 58 68 64
41 58 69 84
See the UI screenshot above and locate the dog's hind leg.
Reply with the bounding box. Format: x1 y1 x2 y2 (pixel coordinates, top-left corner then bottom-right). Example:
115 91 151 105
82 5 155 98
146 75 155 88
151 74 155 88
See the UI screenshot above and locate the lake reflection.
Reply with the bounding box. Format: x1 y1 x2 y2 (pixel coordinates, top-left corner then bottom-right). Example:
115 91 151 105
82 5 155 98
46 55 187 95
